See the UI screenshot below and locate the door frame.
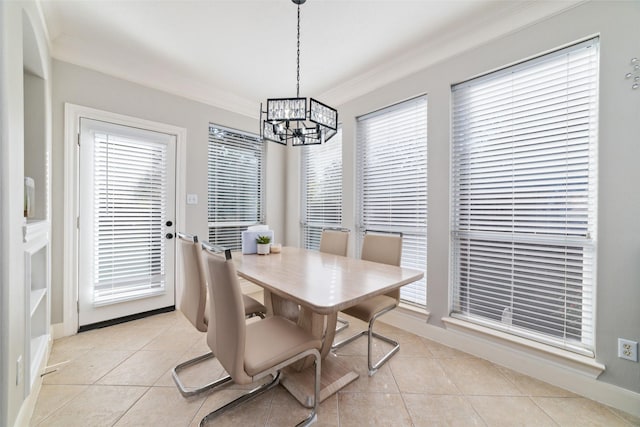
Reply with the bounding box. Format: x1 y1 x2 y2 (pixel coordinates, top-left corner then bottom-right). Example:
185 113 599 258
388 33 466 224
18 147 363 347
62 103 186 336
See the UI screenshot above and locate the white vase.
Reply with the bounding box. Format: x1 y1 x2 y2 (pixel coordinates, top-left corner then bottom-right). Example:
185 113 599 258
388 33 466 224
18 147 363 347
256 243 270 255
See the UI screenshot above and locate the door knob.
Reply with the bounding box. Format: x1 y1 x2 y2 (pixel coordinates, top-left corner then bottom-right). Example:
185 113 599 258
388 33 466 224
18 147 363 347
166 233 174 239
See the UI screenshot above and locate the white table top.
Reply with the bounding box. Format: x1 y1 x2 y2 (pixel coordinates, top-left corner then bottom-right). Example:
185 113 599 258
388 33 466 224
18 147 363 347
234 246 424 315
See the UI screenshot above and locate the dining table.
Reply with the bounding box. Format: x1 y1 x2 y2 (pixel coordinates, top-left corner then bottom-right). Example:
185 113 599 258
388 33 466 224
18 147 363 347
233 246 424 407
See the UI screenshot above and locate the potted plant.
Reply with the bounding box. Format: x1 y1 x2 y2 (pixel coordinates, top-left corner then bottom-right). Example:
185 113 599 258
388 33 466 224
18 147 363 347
255 235 271 255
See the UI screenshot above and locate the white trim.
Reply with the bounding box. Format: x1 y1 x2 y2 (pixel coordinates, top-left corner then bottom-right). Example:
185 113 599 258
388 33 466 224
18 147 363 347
13 338 51 427
441 317 604 377
63 103 186 336
50 323 65 341
379 309 639 418
320 1 584 106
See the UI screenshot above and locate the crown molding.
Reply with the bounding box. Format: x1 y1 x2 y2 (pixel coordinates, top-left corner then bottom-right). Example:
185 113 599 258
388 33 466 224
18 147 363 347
51 34 258 118
47 0 585 119
320 0 585 107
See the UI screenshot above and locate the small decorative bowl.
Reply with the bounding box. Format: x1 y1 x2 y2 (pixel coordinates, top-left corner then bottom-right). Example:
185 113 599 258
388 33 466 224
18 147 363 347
270 243 282 253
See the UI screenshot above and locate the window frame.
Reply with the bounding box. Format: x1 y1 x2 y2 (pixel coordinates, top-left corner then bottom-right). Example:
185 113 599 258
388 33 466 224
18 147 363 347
356 95 428 308
207 123 266 251
449 38 599 356
301 127 343 250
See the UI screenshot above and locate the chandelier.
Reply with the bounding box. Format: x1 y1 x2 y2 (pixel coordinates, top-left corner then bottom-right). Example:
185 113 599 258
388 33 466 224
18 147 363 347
260 0 338 146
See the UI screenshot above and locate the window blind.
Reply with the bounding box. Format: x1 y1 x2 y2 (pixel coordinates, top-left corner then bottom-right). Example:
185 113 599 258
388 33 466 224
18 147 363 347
451 38 599 355
92 132 169 305
208 124 264 251
302 128 343 250
357 96 428 307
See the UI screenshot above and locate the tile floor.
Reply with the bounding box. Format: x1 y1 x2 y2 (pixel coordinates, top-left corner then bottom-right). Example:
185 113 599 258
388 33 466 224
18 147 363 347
31 296 640 427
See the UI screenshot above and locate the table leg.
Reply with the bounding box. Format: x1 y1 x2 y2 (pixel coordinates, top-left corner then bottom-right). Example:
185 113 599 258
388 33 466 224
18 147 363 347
265 292 359 407
266 292 339 359
280 352 359 408
264 289 299 322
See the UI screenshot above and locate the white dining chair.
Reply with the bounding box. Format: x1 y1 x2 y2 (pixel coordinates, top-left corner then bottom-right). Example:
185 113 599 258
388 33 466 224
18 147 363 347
332 231 402 376
199 243 321 427
319 228 350 333
172 232 266 397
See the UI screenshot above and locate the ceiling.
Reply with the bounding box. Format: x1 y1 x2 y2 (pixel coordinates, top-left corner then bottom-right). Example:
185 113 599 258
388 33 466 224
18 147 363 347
39 0 582 118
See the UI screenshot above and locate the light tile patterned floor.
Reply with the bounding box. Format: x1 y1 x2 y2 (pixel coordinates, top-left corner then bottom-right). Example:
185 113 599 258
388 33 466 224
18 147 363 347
31 299 640 427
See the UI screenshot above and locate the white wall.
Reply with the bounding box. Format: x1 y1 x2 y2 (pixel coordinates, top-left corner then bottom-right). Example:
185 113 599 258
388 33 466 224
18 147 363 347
289 0 640 398
0 1 51 425
50 60 286 324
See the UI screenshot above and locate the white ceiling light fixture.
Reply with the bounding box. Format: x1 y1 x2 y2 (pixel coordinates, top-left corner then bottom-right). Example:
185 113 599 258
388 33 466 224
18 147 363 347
261 0 338 146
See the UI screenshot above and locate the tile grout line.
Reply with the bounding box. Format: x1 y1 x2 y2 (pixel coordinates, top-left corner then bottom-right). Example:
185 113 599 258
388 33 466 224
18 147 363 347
432 356 490 427
387 346 416 426
109 385 153 427
32 384 89 427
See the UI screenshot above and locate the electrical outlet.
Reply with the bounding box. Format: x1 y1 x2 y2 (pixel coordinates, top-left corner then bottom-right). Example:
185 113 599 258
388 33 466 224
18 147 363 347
186 193 198 205
16 355 23 385
618 338 638 362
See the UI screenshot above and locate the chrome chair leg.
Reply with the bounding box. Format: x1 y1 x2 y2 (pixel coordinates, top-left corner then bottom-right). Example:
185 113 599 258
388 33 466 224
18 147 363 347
367 326 399 376
172 351 234 397
296 352 320 427
199 372 281 427
335 317 349 333
332 305 399 376
199 348 321 427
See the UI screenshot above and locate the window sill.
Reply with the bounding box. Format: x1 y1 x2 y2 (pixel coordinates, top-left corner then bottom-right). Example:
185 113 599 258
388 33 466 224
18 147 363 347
378 303 430 336
398 302 430 321
442 316 605 378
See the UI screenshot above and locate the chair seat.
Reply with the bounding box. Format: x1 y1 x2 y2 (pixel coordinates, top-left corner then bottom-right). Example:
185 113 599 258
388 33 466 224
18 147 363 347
204 293 265 325
342 294 397 323
244 316 321 378
243 294 266 317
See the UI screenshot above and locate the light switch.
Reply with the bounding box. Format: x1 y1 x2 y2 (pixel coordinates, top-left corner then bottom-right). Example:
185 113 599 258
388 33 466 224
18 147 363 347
186 194 198 205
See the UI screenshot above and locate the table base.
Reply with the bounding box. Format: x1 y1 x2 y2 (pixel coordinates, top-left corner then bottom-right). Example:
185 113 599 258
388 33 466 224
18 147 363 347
280 352 359 408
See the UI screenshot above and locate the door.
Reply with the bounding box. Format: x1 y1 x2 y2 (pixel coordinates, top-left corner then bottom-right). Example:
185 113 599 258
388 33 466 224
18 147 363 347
78 118 176 327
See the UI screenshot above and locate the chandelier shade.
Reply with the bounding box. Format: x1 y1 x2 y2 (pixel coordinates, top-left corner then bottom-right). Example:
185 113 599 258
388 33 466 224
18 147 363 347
260 0 338 146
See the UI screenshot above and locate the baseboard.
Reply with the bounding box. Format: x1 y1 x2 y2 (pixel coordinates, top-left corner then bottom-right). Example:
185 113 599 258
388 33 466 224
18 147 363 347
380 309 640 418
51 322 65 340
13 338 52 427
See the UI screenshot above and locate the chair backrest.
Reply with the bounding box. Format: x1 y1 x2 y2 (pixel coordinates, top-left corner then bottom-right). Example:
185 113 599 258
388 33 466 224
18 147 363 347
203 246 251 384
361 232 403 300
177 232 207 332
319 228 349 256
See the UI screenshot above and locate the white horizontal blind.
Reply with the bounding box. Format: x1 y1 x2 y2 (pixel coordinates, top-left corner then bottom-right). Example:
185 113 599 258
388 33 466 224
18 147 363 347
208 124 264 250
92 131 169 304
302 128 343 250
357 96 427 307
451 38 599 355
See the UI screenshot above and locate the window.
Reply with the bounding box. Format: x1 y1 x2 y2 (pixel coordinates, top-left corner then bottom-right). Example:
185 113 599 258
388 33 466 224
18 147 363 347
451 38 599 355
357 96 428 307
208 124 265 250
301 128 343 250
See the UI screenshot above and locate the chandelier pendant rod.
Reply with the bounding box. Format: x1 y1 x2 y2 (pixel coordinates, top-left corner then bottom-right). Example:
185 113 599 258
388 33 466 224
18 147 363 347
296 2 301 99
261 0 338 146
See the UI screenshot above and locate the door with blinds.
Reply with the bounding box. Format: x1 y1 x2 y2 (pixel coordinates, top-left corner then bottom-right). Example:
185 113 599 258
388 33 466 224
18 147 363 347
78 118 176 327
